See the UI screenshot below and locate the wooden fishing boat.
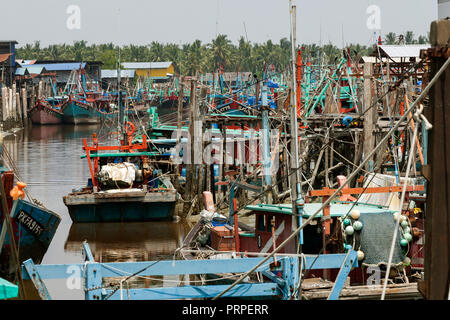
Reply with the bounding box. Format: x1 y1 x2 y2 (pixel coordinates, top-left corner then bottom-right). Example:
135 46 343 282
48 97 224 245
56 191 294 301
63 126 178 223
0 171 61 280
62 97 101 124
180 177 426 288
29 98 66 125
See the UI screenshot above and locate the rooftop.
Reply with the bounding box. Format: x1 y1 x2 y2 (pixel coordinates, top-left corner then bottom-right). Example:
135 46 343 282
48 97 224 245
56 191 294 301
245 202 394 217
376 45 429 58
101 69 135 79
21 62 86 71
121 61 173 70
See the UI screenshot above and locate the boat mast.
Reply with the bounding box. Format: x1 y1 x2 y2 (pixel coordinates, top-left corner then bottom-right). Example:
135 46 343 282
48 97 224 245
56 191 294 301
289 1 304 249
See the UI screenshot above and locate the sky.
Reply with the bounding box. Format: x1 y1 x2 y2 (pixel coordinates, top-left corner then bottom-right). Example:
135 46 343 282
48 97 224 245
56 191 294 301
2 0 438 48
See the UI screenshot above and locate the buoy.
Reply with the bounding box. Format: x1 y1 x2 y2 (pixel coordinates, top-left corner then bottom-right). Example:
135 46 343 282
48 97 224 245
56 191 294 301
350 209 360 220
400 239 408 246
343 218 351 226
400 215 407 223
401 220 409 228
357 250 365 261
353 221 363 231
393 212 400 221
404 227 411 234
404 233 412 242
403 257 411 266
345 226 354 235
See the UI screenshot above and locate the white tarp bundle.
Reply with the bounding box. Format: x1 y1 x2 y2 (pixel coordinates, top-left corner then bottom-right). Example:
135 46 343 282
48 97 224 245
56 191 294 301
357 173 420 210
99 162 136 186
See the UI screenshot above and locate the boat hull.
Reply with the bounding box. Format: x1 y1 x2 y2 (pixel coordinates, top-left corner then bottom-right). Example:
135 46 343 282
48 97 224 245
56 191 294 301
0 198 61 279
29 104 63 125
63 190 178 222
62 101 101 124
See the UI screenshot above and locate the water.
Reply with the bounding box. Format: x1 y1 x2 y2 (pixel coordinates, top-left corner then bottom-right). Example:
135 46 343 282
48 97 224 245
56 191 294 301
3 125 192 299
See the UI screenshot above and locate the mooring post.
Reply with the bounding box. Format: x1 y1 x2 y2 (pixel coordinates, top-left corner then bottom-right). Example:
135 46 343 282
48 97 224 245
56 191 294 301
363 62 375 172
419 18 450 300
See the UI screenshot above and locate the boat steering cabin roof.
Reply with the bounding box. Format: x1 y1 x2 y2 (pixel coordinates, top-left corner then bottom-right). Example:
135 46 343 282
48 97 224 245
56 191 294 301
244 202 395 218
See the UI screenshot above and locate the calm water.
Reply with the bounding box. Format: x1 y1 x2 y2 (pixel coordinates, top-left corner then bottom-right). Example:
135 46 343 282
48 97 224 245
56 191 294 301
3 124 192 300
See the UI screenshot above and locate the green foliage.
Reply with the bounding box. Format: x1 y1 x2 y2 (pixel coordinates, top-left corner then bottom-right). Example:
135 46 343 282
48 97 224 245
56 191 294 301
15 32 428 74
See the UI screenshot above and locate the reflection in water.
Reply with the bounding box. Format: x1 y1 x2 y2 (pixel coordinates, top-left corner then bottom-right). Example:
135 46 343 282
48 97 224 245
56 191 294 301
65 221 189 262
2 124 191 299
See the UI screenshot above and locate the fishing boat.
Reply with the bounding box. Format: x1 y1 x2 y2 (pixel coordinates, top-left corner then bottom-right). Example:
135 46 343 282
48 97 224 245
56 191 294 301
29 98 66 125
180 173 425 290
63 121 178 223
0 170 61 280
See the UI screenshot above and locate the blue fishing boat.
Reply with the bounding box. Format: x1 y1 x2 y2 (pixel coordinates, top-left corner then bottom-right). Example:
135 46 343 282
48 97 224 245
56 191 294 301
62 98 101 124
0 171 61 280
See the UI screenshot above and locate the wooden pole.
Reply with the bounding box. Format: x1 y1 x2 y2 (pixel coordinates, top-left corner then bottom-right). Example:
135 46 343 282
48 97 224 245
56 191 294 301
420 20 450 299
363 62 375 171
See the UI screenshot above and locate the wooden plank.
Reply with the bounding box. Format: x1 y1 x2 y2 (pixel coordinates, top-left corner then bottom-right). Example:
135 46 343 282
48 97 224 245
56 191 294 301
308 185 425 197
422 54 450 300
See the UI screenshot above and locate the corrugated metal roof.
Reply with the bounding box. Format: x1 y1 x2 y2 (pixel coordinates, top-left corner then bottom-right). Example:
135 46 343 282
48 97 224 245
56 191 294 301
26 66 46 74
101 69 135 78
122 61 172 69
15 66 47 75
0 53 12 63
16 59 36 66
21 62 86 71
378 45 429 58
15 68 29 76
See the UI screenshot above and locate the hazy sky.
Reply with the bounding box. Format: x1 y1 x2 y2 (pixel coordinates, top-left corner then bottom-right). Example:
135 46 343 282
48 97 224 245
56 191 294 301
2 0 438 48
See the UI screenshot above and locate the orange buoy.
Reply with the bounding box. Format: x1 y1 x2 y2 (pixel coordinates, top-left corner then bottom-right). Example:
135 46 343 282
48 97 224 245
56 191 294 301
10 181 26 200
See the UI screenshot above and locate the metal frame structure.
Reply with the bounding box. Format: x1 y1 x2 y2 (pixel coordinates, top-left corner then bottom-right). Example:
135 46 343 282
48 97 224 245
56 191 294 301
21 242 358 300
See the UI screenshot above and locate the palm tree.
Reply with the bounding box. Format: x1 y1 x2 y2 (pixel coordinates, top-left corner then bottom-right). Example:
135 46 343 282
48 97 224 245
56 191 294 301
208 34 233 71
405 31 416 44
385 32 397 45
149 42 165 61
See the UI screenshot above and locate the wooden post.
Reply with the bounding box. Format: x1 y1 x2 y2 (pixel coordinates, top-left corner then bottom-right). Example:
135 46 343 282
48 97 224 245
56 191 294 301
197 86 208 204
1 87 7 122
420 19 450 300
182 79 196 217
8 87 12 120
363 62 375 171
176 77 184 174
21 87 27 122
16 92 21 125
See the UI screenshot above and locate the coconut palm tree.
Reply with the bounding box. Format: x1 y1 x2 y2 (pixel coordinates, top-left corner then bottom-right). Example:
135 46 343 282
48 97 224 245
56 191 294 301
208 34 233 71
385 32 397 45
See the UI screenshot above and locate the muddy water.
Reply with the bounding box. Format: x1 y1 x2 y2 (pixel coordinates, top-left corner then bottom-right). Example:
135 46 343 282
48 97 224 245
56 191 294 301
3 124 192 300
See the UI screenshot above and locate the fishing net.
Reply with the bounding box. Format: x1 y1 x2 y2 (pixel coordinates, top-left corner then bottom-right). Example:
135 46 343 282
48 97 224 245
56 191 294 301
358 210 404 267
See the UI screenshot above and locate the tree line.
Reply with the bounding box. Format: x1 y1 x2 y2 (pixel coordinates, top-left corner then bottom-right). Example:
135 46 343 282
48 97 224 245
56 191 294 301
16 31 429 76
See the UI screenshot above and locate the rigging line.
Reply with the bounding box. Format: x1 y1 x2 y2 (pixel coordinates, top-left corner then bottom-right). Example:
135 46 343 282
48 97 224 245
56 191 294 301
381 114 419 300
212 57 449 300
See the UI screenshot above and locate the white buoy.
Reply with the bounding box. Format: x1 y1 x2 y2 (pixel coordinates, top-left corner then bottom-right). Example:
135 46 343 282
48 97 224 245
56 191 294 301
393 212 400 221
403 257 411 266
401 220 409 228
404 233 412 242
353 221 363 231
357 250 365 261
350 209 360 220
345 226 354 235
